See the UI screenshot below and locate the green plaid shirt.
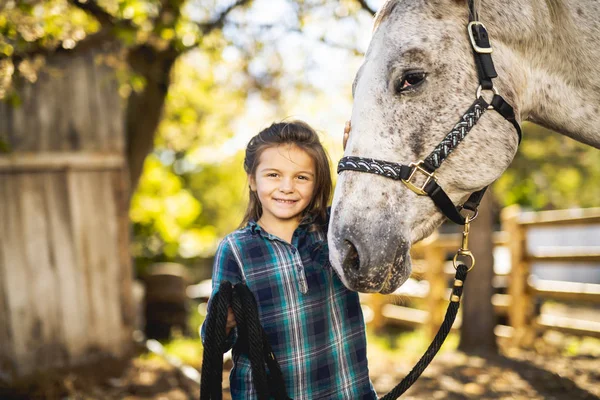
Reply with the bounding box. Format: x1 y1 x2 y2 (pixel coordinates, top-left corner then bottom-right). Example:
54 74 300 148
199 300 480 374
203 220 377 400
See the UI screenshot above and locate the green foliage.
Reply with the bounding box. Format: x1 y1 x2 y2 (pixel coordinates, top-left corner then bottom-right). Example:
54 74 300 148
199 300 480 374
0 0 100 97
494 122 600 209
130 53 248 270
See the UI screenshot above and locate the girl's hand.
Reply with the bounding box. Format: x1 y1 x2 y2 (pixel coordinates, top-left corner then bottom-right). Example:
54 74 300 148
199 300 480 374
225 307 237 335
343 121 351 150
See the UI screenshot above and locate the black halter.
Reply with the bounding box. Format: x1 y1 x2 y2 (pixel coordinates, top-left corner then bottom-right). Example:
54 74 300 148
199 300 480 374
338 2 521 225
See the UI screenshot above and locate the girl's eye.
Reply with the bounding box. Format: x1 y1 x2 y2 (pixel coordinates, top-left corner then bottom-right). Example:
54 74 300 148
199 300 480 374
395 71 426 94
267 173 278 178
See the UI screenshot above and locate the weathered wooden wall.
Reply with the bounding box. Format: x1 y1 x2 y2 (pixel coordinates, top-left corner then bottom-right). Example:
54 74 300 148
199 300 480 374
0 46 134 378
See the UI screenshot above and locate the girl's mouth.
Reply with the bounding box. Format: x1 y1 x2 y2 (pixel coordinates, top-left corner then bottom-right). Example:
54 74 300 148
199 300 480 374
274 198 298 204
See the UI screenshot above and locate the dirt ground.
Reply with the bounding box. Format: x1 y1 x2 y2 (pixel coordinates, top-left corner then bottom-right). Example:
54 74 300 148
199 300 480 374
2 333 599 400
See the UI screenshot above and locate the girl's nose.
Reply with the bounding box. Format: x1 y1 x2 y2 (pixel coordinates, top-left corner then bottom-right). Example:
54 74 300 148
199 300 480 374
279 178 294 192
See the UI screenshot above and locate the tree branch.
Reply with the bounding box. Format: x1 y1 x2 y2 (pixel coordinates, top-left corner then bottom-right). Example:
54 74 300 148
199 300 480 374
4 30 114 63
356 0 377 16
3 0 123 62
197 0 252 34
68 0 139 33
68 0 117 27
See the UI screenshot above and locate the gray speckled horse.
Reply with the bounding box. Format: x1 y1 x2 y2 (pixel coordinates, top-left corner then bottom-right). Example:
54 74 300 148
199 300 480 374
329 0 600 293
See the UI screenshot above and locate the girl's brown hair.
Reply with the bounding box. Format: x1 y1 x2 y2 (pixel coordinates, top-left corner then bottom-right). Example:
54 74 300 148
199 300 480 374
241 120 332 230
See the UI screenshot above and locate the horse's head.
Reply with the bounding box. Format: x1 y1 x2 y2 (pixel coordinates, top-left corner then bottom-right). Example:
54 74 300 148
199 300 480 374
328 0 521 293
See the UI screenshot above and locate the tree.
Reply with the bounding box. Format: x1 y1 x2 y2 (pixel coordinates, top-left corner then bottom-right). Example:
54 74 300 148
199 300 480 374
1 0 377 274
458 192 498 354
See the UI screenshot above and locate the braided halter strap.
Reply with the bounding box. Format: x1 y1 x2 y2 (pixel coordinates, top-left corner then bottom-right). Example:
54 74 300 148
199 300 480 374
338 95 520 225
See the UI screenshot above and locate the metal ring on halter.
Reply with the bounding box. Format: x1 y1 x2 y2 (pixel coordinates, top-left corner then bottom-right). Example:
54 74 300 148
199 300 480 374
453 251 475 271
460 208 479 222
476 85 499 109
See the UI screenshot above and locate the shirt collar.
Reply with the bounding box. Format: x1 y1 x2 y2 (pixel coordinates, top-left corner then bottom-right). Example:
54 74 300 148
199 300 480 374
247 219 310 239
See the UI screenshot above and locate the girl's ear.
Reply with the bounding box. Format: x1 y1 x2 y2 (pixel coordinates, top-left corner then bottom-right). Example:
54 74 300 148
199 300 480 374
248 174 257 191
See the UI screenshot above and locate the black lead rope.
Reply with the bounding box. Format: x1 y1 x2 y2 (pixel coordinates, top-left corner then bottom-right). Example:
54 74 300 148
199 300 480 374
201 264 469 400
200 282 291 400
379 263 469 399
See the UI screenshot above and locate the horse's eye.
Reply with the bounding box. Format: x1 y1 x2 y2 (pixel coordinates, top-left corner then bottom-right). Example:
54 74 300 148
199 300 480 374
395 71 427 94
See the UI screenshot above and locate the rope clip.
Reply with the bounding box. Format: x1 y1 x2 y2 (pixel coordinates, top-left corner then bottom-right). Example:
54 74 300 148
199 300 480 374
453 215 475 271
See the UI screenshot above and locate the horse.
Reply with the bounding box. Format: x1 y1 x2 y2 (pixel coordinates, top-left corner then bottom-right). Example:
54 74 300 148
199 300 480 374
328 0 600 294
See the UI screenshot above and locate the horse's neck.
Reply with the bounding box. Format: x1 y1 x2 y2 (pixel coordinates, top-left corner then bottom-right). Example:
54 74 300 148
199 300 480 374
483 0 600 149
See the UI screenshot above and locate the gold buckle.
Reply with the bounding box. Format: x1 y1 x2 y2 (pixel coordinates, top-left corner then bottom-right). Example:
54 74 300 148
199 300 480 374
467 21 493 54
401 161 436 196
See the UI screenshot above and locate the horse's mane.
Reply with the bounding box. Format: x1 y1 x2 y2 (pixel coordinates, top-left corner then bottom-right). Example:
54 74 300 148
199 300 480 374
373 0 399 30
373 0 482 30
373 0 567 30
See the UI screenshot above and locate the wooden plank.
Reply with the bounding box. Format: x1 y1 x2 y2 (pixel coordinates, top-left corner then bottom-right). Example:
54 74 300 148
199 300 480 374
78 171 110 351
112 169 134 343
19 173 68 371
44 171 87 361
530 280 600 303
97 171 127 355
413 231 509 254
491 293 510 315
89 51 109 151
88 49 124 152
0 152 125 171
66 170 95 354
1 174 37 375
502 205 535 345
82 171 109 351
36 66 53 151
381 304 462 330
381 304 429 328
536 314 600 338
526 250 600 263
0 174 16 378
0 100 9 149
518 207 600 227
8 82 29 151
73 170 127 356
494 325 514 338
54 59 71 152
70 52 92 151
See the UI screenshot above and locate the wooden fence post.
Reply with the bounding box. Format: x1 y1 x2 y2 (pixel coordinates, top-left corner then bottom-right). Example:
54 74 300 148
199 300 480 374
424 233 447 339
501 205 534 345
369 294 387 333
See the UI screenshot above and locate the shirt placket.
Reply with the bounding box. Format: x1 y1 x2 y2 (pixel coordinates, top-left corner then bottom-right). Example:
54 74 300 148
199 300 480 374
262 230 308 295
291 230 308 294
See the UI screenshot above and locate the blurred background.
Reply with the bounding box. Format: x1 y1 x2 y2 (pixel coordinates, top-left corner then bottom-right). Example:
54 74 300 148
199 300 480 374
0 0 599 399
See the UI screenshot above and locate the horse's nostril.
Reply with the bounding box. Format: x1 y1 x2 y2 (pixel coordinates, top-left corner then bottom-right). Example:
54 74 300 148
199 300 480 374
343 240 360 272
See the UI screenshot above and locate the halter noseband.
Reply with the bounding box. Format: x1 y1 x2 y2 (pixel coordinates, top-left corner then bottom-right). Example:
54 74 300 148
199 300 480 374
337 2 521 225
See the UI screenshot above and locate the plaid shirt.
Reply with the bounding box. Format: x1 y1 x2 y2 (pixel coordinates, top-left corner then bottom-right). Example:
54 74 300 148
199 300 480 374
203 220 377 400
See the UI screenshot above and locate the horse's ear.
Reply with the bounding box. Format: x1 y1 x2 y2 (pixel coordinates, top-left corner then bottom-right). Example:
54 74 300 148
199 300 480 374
373 1 399 30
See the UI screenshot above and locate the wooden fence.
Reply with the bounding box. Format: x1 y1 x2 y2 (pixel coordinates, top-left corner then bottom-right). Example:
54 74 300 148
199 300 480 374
363 206 600 344
0 47 134 380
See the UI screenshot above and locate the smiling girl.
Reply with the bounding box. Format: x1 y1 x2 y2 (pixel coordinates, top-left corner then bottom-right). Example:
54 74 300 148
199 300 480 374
202 121 376 399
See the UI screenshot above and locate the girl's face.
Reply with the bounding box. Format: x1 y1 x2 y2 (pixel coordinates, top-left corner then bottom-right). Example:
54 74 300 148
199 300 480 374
250 144 316 226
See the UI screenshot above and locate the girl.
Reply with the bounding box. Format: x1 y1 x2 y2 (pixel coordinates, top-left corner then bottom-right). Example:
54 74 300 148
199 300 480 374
202 121 376 400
